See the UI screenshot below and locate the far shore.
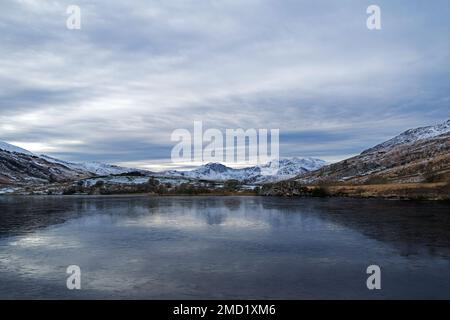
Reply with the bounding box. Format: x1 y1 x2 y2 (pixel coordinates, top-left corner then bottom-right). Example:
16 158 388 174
1 182 450 201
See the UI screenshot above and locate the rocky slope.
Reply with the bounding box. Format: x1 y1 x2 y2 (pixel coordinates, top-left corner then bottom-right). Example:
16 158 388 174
362 119 450 154
295 119 450 185
0 148 90 186
0 141 34 156
0 141 145 187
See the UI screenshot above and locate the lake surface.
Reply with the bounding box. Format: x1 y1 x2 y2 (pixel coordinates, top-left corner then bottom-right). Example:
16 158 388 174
0 196 449 299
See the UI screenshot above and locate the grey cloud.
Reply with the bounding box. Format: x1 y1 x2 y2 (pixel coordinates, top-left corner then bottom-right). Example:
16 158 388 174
0 0 449 166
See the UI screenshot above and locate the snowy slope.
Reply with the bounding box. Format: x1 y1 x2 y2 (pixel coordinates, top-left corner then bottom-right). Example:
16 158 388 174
362 119 450 154
40 155 142 176
162 157 326 183
0 141 149 186
0 148 90 185
296 119 450 185
0 141 34 156
260 158 326 176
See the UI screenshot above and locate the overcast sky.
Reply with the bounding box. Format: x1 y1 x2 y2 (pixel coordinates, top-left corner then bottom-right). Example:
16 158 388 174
1 0 449 170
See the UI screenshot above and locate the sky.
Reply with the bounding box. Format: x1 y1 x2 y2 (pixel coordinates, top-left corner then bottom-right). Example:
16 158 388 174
1 0 449 171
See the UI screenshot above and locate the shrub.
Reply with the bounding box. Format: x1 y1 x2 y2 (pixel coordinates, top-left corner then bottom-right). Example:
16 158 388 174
223 179 240 191
62 186 77 195
311 187 328 197
95 180 105 187
147 177 160 187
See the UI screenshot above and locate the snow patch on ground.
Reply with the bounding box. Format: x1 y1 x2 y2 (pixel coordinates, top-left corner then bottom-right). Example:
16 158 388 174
0 187 19 194
80 176 150 187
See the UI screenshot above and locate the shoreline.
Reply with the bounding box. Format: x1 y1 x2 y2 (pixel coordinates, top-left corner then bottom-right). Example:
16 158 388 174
0 180 450 201
1 188 449 202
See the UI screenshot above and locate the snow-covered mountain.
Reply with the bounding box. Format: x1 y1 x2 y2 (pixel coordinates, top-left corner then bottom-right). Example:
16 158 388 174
164 163 259 181
362 119 450 154
296 118 450 185
260 158 327 177
0 144 90 185
0 141 34 156
40 155 142 176
0 141 147 186
162 157 326 183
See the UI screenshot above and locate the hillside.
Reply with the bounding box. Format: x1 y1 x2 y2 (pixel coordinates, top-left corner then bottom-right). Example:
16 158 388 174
295 120 450 185
0 142 145 187
40 155 143 176
0 149 90 186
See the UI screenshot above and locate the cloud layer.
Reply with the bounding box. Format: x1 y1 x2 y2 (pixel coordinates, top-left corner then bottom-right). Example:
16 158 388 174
1 0 449 168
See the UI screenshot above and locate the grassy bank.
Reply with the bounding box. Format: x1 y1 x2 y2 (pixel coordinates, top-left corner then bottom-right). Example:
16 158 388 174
315 182 450 200
259 179 450 200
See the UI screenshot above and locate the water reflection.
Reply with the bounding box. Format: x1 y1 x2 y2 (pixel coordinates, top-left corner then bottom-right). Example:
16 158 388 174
0 196 449 299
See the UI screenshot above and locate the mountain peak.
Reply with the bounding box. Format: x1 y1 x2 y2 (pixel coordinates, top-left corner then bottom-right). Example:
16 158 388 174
203 162 230 172
162 157 326 183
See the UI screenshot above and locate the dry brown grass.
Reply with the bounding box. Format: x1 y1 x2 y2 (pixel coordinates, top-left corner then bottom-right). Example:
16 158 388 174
307 182 450 200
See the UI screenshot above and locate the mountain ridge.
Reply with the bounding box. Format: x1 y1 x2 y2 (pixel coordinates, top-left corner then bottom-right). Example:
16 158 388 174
162 157 327 183
40 155 145 176
362 119 450 154
2 118 449 191
0 141 34 156
0 142 147 186
295 119 450 185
